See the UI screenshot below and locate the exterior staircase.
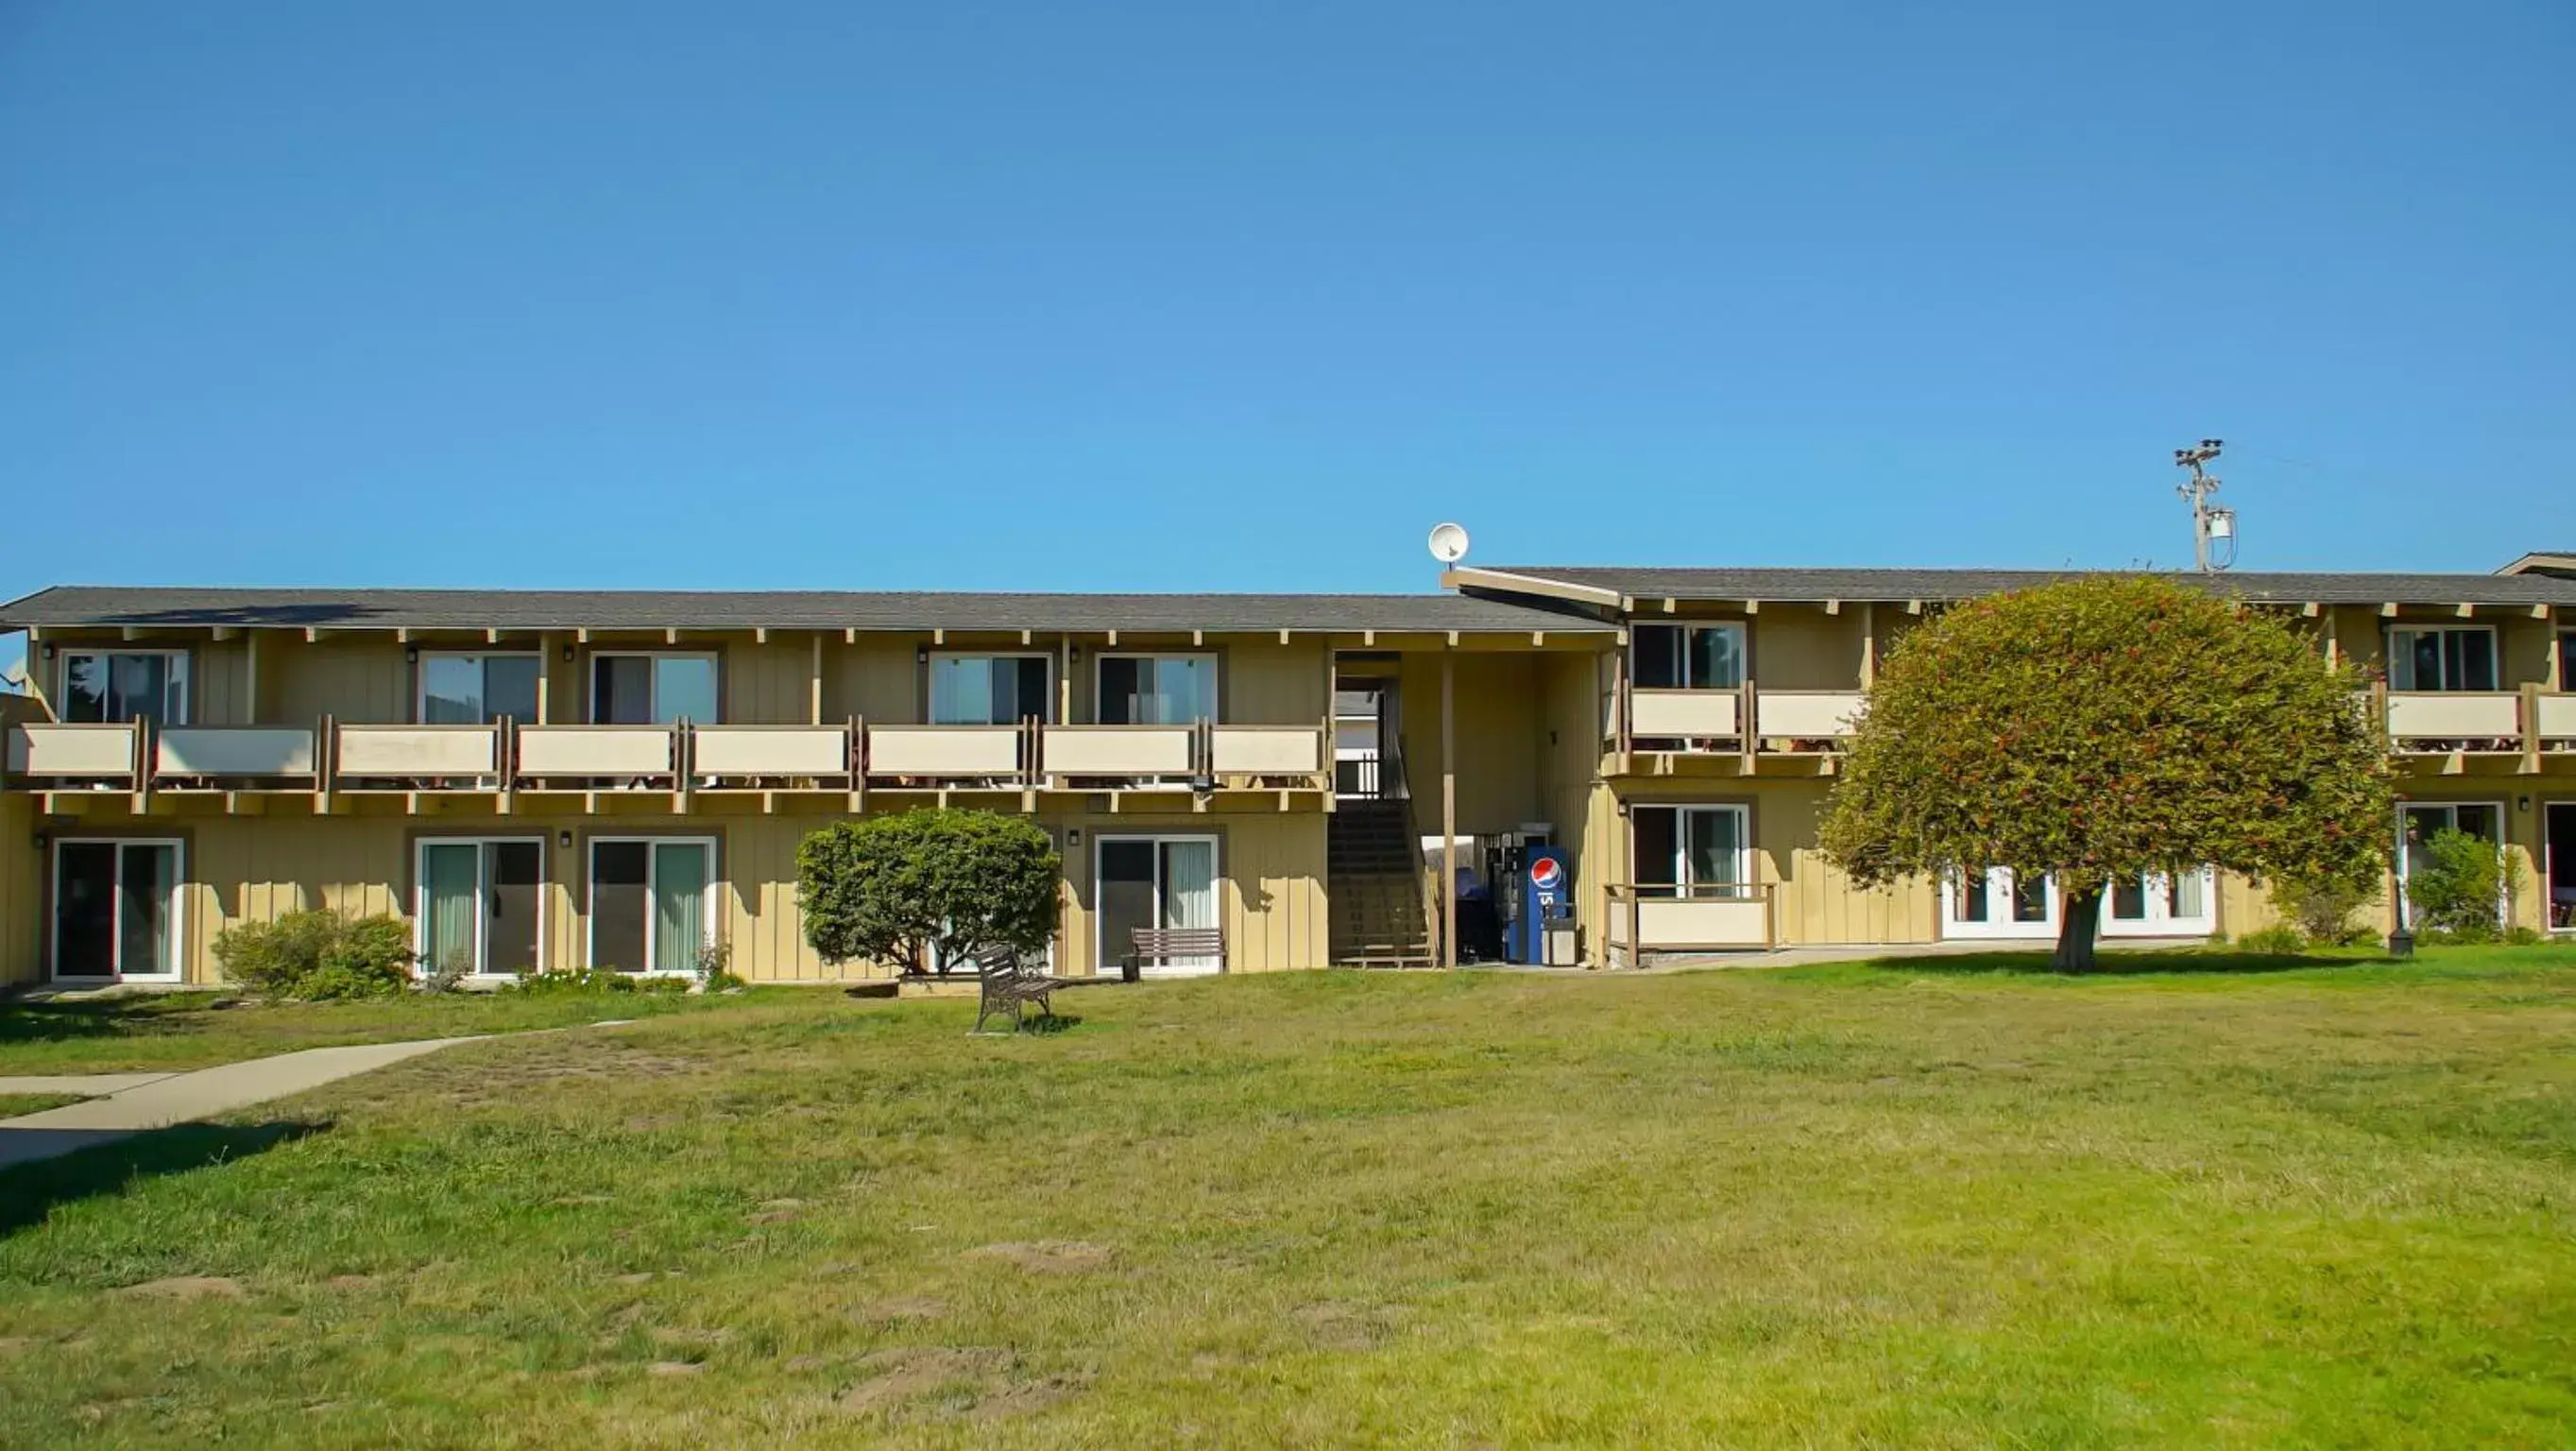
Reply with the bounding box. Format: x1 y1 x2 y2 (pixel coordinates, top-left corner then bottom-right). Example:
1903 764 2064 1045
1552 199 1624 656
1329 797 1435 967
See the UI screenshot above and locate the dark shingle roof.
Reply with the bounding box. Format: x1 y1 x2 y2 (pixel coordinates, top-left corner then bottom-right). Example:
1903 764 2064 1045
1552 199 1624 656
1464 566 2576 609
0 586 1609 635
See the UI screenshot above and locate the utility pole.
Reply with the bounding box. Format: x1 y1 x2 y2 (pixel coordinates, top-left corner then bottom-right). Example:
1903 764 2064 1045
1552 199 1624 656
2173 438 2236 572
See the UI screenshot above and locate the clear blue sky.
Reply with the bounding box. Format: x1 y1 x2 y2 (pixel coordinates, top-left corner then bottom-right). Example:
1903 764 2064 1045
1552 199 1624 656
3 0 2570 629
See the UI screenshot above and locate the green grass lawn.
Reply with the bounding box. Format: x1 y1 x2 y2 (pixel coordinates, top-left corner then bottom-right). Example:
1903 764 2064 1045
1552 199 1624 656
0 986 768 1074
2 946 2572 1447
0 1093 83 1118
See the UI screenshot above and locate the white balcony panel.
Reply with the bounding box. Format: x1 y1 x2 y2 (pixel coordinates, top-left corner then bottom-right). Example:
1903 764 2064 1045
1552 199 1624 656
693 726 848 777
1626 896 1771 950
2535 693 2576 739
8 724 136 776
2386 691 2518 742
1044 726 1194 776
1213 726 1322 775
518 726 674 777
158 727 315 777
1757 691 1866 739
337 726 498 777
1629 689 1739 738
869 726 1021 777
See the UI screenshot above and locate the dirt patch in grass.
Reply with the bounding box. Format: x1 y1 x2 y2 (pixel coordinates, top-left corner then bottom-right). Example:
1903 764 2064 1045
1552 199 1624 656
964 1240 1116 1273
113 1275 244 1302
857 1294 948 1323
832 1345 1087 1420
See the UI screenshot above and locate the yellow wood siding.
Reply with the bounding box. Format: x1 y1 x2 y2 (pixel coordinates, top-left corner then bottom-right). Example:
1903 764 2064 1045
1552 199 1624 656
0 789 37 984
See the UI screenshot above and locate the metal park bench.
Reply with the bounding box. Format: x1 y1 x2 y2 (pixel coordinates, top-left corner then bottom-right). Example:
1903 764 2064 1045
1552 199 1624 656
971 946 1058 1034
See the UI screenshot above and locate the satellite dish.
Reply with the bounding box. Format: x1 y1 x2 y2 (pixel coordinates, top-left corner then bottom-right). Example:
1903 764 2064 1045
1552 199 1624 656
1427 521 1471 565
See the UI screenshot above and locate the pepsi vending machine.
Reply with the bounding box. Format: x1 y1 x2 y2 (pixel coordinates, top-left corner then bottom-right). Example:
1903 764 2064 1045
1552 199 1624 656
1510 846 1572 964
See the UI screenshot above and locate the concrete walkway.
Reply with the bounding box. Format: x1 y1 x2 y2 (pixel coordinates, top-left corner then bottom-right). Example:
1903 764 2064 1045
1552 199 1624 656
0 1037 481 1170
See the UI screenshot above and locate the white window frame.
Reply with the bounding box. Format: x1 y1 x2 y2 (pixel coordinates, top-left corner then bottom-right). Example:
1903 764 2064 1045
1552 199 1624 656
1941 868 2060 941
57 649 191 725
587 650 722 725
2101 869 2218 937
927 651 1055 726
1094 833 1221 975
413 836 549 980
1095 652 1220 725
415 650 543 725
2395 800 2508 930
1631 803 1752 898
1629 622 1747 691
2386 624 2500 692
585 835 720 976
49 837 185 982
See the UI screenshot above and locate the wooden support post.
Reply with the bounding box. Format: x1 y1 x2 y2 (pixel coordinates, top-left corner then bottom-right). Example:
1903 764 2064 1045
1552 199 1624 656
537 633 555 723
849 714 864 813
1739 674 1757 773
810 631 824 726
1859 602 1877 688
2522 682 2543 775
1441 647 1457 970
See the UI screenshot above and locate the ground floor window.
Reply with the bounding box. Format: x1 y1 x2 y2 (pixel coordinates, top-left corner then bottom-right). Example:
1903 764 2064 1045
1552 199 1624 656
2396 802 2505 930
1630 804 1750 897
588 837 715 974
1944 867 2215 940
51 840 182 980
1097 835 1219 976
418 838 544 978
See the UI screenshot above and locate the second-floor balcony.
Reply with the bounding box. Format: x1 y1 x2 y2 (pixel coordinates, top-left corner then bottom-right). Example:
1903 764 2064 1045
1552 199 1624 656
5 718 1330 800
2380 686 2576 762
1608 685 1868 766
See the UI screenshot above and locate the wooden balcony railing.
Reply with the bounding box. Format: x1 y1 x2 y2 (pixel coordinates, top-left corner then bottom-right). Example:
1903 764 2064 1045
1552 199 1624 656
1604 882 1776 964
4 718 1333 797
2374 685 2576 764
1607 684 1868 762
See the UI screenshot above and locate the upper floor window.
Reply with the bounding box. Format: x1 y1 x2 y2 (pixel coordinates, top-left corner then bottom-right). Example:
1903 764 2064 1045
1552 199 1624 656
2388 626 2497 692
591 653 718 725
419 653 541 725
1100 654 1217 726
60 651 189 725
930 654 1052 726
2561 631 2573 691
1631 623 1744 691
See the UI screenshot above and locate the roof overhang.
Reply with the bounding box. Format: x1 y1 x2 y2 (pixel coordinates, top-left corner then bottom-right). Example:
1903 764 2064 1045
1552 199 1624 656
1439 567 1627 610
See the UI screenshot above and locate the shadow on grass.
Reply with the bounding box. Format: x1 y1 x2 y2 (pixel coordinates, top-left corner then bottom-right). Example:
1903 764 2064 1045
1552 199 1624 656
0 1119 325 1235
0 994 225 1049
1868 949 2386 978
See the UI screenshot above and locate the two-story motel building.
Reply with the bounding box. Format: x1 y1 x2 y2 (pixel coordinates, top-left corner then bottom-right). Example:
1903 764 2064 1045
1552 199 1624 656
3 556 2572 988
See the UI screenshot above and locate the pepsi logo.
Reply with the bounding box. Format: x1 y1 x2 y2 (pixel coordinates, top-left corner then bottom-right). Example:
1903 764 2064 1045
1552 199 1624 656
1529 857 1562 889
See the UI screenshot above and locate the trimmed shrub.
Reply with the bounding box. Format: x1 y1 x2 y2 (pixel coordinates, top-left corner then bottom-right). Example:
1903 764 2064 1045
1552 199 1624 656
2405 828 2516 941
2236 923 2308 956
213 909 416 999
797 810 1061 974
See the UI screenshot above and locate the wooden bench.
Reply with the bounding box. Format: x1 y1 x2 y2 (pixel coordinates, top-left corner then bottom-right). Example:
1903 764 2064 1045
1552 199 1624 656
971 945 1057 1033
1124 927 1226 980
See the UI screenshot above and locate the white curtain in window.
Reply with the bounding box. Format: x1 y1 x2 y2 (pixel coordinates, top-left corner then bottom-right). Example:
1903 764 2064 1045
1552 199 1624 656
653 844 710 973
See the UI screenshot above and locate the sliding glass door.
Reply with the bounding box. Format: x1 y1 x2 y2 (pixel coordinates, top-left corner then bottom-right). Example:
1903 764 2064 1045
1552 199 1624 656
1097 836 1220 976
51 840 181 981
1098 655 1217 726
2397 803 2504 930
930 655 1051 725
591 654 720 725
60 652 190 724
418 839 544 979
420 653 542 724
588 838 715 974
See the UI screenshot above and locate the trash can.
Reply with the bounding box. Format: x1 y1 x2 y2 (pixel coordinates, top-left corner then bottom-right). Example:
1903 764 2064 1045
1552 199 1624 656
1544 922 1578 967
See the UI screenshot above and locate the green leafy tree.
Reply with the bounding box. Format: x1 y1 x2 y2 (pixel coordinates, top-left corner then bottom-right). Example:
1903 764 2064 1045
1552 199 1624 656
1819 575 2393 969
796 810 1061 975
